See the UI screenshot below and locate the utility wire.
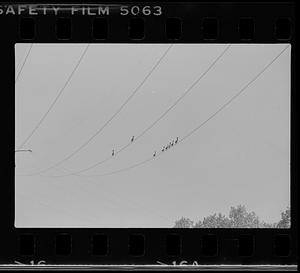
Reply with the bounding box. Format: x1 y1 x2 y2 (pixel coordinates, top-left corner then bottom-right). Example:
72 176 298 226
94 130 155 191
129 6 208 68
66 44 232 175
15 44 33 83
71 45 289 178
17 44 90 150
29 44 230 178
28 44 173 176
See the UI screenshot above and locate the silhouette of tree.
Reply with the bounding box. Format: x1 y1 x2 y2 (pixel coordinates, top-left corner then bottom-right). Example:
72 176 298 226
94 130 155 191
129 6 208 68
228 205 260 228
173 205 290 228
277 207 291 228
174 217 194 228
194 213 232 228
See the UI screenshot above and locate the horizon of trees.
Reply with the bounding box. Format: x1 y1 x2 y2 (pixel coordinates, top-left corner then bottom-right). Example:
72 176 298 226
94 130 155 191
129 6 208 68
173 205 290 228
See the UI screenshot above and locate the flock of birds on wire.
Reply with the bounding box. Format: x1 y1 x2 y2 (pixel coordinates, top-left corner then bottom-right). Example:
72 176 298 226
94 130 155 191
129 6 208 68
15 135 180 166
111 136 179 158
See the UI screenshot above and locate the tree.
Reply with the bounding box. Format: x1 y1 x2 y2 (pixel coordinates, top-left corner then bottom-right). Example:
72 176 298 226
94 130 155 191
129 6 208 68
173 205 289 228
174 217 194 228
228 205 260 228
277 207 291 228
194 213 232 228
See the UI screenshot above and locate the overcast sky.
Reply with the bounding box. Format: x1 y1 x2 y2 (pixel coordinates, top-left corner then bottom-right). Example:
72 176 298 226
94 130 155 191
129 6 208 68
15 43 290 228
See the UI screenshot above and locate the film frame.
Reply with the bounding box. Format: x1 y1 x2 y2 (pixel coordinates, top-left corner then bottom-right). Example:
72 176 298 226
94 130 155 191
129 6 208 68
0 0 297 270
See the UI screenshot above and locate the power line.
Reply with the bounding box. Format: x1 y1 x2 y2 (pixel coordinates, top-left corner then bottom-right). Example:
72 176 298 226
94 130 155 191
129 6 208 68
15 43 33 83
15 149 32 153
49 44 231 177
70 45 289 178
67 44 231 175
28 44 173 176
17 44 90 150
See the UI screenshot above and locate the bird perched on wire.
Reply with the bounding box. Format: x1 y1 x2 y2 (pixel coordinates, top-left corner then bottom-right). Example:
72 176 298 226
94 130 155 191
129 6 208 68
175 137 179 144
131 136 135 142
153 151 156 157
112 149 115 156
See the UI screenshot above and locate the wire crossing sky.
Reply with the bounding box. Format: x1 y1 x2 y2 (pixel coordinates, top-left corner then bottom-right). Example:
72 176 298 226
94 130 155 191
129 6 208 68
26 44 173 176
15 43 33 83
24 44 230 177
17 44 90 150
15 44 290 228
50 44 288 178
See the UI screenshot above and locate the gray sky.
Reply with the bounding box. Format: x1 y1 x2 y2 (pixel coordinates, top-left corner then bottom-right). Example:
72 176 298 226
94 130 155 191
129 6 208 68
15 43 290 228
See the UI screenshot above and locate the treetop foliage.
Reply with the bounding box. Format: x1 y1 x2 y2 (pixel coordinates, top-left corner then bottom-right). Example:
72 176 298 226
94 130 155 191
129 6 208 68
173 205 290 228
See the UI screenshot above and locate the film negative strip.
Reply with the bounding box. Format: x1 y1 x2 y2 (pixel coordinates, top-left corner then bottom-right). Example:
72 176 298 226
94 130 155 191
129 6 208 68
0 0 297 270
